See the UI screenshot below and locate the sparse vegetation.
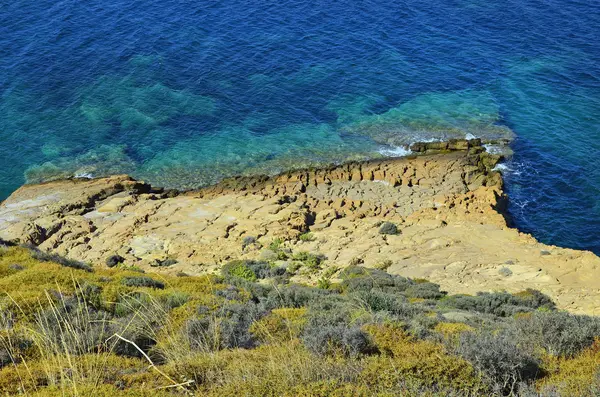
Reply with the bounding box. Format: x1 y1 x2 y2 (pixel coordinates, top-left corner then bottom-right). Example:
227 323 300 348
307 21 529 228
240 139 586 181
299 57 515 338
378 221 398 235
241 235 257 249
0 245 598 396
121 276 165 289
498 266 513 277
292 251 326 271
105 254 124 268
299 232 316 242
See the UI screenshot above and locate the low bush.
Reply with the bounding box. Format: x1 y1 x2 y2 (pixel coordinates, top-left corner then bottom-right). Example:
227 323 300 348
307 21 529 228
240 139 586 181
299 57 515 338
242 235 257 249
378 222 398 235
512 311 600 357
249 307 308 343
405 282 446 300
27 246 93 272
34 297 114 355
441 289 555 317
121 276 165 289
8 264 24 271
298 232 315 242
302 324 374 357
0 333 31 369
362 323 487 393
339 266 413 294
263 283 335 309
150 258 178 267
292 252 326 270
453 331 541 395
221 260 285 281
105 254 124 268
185 301 267 351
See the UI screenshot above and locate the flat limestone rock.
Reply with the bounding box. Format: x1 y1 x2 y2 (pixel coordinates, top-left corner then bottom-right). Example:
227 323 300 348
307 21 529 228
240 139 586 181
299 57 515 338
1 148 599 315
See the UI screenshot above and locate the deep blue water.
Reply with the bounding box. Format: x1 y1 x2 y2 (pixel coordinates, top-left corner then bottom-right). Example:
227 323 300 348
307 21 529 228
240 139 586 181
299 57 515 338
1 0 599 253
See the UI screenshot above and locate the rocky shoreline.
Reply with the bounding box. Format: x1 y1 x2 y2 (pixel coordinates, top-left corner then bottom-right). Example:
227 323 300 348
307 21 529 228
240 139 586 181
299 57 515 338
1 139 599 314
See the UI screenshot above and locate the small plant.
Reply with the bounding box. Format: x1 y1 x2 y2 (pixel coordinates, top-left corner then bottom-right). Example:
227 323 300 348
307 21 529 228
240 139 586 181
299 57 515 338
269 238 284 251
28 246 93 272
150 258 178 267
8 263 24 271
322 266 339 279
106 254 125 268
121 276 165 289
302 324 374 357
299 232 316 242
378 222 398 235
498 267 513 277
222 260 285 281
317 277 331 290
222 261 257 281
293 252 326 271
287 261 302 275
162 291 190 309
266 238 289 260
242 236 257 249
375 260 393 271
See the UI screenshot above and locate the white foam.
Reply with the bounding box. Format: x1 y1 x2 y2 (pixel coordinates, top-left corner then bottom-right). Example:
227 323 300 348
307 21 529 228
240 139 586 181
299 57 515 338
492 163 508 173
483 144 503 154
465 133 477 140
74 172 94 179
378 146 412 157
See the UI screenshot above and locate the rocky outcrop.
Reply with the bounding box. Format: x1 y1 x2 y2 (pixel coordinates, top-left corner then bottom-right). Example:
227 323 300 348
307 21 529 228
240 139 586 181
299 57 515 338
1 142 599 314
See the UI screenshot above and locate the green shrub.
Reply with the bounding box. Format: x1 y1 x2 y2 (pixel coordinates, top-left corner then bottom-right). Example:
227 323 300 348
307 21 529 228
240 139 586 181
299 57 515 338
27 246 93 272
268 238 284 251
74 281 103 309
453 331 540 395
150 258 178 267
292 252 326 270
299 232 315 242
441 289 555 317
8 264 24 271
378 222 398 235
405 282 446 300
242 236 257 249
263 284 334 309
302 325 375 357
185 301 267 351
121 276 165 289
35 297 114 355
105 254 124 268
286 262 302 275
221 260 286 281
339 266 413 294
374 260 393 271
317 277 331 290
512 311 600 357
221 260 258 281
162 291 190 309
498 267 512 277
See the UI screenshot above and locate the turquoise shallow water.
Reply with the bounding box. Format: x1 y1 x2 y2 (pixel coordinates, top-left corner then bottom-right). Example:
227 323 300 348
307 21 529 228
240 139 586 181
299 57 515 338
0 0 599 253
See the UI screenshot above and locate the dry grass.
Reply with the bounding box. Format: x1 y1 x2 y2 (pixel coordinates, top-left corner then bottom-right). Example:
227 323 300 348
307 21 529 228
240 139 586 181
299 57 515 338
0 245 599 396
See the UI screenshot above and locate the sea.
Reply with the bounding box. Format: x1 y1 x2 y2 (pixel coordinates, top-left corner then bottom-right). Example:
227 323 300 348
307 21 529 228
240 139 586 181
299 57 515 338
1 0 599 253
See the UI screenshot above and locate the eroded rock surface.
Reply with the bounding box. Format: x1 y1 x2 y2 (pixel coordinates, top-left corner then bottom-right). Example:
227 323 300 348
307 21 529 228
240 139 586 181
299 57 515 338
1 144 599 314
